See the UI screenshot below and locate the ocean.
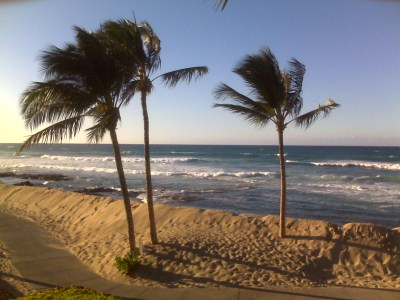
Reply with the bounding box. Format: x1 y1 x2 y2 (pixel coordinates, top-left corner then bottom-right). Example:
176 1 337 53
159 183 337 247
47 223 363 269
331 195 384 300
0 143 399 228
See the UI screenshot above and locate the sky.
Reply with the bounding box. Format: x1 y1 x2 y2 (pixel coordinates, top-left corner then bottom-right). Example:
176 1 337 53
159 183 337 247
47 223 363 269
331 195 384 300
0 0 399 146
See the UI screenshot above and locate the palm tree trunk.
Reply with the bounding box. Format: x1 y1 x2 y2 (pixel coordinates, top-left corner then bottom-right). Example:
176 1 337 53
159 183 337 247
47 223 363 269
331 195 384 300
140 92 158 245
278 127 287 238
109 128 136 252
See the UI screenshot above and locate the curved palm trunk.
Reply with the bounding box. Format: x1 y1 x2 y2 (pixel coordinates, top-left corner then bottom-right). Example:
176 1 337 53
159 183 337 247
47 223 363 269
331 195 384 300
140 91 158 245
109 128 136 252
278 128 287 238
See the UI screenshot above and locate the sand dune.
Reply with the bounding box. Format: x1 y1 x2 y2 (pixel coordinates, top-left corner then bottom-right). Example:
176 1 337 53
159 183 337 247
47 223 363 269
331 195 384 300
0 184 398 289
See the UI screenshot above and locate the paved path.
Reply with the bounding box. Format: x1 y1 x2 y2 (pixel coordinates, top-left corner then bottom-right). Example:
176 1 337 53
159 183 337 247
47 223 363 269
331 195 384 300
0 212 399 300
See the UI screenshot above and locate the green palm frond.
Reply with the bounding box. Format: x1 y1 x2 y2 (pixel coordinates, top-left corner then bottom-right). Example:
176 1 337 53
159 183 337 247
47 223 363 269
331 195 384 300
120 80 140 107
213 103 271 128
41 32 108 94
85 121 108 143
85 103 121 143
214 83 276 118
21 81 95 130
17 115 85 154
99 19 145 70
285 58 305 117
157 67 209 88
40 44 80 80
138 21 161 74
294 99 340 128
233 47 285 110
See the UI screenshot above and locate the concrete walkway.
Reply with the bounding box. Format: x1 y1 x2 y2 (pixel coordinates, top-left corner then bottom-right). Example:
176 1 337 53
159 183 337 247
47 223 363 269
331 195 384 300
0 212 399 300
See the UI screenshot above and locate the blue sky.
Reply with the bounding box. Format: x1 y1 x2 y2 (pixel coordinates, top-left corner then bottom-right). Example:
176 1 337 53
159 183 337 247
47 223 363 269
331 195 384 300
0 0 399 146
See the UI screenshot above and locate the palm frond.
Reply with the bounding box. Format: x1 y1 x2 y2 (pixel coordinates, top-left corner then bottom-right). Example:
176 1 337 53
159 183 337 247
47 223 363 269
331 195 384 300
40 44 80 80
158 67 208 88
120 79 140 107
85 121 108 144
214 83 276 118
98 19 145 70
40 31 110 95
216 0 228 10
138 21 161 74
294 99 340 128
233 47 285 110
17 115 85 154
88 105 121 130
285 58 306 117
213 103 272 128
20 80 96 130
84 103 120 143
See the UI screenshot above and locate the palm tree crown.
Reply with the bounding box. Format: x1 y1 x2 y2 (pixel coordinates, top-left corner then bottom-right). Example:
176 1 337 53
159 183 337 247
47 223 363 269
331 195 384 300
214 47 339 238
214 47 339 130
20 26 138 150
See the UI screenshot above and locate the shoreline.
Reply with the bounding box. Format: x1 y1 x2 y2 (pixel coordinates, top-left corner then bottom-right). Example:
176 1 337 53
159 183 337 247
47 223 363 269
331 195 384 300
0 184 399 290
1 174 398 229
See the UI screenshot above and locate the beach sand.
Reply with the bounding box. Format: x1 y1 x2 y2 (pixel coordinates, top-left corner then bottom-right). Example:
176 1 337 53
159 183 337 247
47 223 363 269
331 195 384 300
0 184 398 289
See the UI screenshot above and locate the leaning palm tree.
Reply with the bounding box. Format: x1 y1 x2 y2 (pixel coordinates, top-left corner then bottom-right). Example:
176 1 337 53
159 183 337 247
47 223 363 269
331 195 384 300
213 47 339 238
18 26 139 252
101 20 208 245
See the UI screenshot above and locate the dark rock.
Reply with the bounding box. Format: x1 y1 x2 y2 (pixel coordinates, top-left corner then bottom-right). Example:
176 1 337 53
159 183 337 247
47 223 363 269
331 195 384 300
75 187 140 198
0 172 70 181
18 173 70 181
13 181 34 187
0 172 16 178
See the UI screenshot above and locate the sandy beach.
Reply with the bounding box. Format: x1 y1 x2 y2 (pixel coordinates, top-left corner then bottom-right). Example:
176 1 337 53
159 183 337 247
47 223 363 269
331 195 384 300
0 184 399 291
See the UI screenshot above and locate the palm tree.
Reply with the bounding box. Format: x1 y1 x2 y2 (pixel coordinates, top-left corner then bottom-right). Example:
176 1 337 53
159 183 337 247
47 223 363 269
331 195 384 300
100 20 208 245
18 26 139 252
213 47 339 238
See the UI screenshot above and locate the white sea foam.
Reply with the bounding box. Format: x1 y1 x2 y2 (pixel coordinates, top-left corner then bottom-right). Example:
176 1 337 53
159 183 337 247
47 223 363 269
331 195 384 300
275 153 287 157
307 183 364 192
311 160 400 171
40 155 200 164
148 170 272 178
6 162 273 179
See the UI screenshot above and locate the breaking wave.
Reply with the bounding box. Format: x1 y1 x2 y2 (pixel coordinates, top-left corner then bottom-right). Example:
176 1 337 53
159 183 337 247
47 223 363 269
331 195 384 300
8 163 273 179
40 155 202 164
310 160 400 171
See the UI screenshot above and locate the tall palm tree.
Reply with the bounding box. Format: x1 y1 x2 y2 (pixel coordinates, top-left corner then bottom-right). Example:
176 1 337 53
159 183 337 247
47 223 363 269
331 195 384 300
18 26 139 252
213 47 339 238
101 20 209 245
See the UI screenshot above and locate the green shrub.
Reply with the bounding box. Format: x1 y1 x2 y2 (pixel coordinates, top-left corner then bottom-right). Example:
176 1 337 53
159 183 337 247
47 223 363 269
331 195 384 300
114 251 141 275
17 286 115 299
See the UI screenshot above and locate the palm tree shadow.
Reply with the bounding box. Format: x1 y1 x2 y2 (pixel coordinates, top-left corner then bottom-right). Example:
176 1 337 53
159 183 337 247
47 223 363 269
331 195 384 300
0 271 57 295
285 234 398 255
133 263 224 287
132 240 329 287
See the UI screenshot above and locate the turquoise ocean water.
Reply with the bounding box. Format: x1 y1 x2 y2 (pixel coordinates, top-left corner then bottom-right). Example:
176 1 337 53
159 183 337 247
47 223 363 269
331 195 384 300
0 143 399 228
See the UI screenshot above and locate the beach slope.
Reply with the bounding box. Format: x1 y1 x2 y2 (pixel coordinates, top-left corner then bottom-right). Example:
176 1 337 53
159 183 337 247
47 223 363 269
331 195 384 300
0 184 398 289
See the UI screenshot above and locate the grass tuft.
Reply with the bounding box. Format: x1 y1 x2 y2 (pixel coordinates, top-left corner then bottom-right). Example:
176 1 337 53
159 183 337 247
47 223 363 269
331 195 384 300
16 286 116 299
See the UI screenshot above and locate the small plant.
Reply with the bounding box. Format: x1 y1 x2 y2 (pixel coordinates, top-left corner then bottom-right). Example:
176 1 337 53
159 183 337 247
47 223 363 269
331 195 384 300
114 251 141 275
18 286 116 299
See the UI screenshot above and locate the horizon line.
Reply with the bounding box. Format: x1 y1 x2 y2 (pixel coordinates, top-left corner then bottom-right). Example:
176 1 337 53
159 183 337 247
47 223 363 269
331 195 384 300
1 142 399 148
